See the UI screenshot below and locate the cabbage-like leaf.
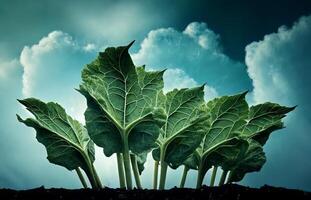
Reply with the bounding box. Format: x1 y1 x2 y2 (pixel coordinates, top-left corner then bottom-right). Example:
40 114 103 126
203 138 266 183
182 92 249 187
203 137 247 171
152 86 208 168
199 92 248 167
80 42 165 156
239 103 296 145
228 139 266 182
184 94 295 186
17 98 99 188
79 42 165 189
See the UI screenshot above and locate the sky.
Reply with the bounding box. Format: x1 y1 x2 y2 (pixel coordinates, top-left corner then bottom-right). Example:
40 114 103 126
0 0 311 191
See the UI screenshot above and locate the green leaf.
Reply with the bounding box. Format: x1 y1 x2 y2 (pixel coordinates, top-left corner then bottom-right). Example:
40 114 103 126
228 139 266 182
203 137 248 171
17 98 95 172
202 92 249 153
181 92 249 178
152 86 208 168
239 103 296 145
183 151 200 170
136 152 148 175
80 89 121 157
79 42 165 156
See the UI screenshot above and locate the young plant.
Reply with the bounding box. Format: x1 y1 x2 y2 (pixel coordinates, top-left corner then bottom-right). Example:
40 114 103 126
179 93 295 188
152 86 208 189
16 42 296 190
79 42 165 189
17 98 102 189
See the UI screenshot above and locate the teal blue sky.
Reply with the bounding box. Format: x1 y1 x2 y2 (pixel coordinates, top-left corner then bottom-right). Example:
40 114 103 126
0 0 311 191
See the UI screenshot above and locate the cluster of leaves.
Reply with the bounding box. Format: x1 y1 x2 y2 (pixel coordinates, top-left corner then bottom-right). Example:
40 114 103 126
17 42 295 190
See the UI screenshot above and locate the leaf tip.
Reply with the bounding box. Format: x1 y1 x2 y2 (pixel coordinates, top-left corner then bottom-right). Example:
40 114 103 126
16 114 23 122
291 105 298 111
127 40 135 49
241 90 249 96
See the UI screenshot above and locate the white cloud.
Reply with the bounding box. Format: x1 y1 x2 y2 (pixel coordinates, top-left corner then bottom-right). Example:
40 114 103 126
164 68 218 100
183 22 221 51
244 15 311 190
246 16 311 106
20 31 77 97
132 22 252 95
19 31 100 122
83 43 97 52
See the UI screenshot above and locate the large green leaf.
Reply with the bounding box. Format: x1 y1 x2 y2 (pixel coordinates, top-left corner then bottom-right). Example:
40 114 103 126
17 98 95 173
202 92 249 154
228 139 266 182
152 86 208 168
79 42 165 156
202 138 266 183
181 92 249 179
239 103 296 145
182 93 295 184
203 137 248 171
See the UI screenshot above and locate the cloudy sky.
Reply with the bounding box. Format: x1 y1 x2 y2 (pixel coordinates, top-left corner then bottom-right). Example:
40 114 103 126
1 0 311 191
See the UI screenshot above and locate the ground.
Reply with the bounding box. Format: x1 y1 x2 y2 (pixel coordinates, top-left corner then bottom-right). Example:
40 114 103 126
0 184 310 200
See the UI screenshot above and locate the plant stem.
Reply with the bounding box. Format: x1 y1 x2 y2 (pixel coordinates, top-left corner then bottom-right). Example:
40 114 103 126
122 137 133 190
210 166 218 187
117 153 126 189
153 161 159 189
159 162 168 190
179 166 189 188
226 171 232 184
159 148 168 190
82 155 100 189
196 162 205 189
84 166 99 189
218 170 228 186
91 163 102 188
130 154 142 189
76 168 88 188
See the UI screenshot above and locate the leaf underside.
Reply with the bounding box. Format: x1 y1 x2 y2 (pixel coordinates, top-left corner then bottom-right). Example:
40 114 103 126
153 86 208 168
80 42 165 157
17 98 94 172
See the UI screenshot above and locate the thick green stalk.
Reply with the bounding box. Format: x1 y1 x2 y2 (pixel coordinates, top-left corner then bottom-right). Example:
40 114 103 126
82 154 99 189
196 162 205 189
84 166 99 189
179 166 189 188
153 161 159 189
158 162 168 190
226 171 232 184
218 170 228 186
122 137 133 189
76 168 88 188
92 164 103 188
130 154 142 189
159 147 168 190
117 153 126 189
210 166 218 187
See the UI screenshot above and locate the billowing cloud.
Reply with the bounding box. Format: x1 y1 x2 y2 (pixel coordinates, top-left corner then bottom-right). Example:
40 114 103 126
132 22 252 95
245 15 311 190
164 68 218 100
19 31 99 122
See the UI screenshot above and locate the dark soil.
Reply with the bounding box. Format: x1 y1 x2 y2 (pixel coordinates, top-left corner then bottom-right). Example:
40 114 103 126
0 184 310 200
